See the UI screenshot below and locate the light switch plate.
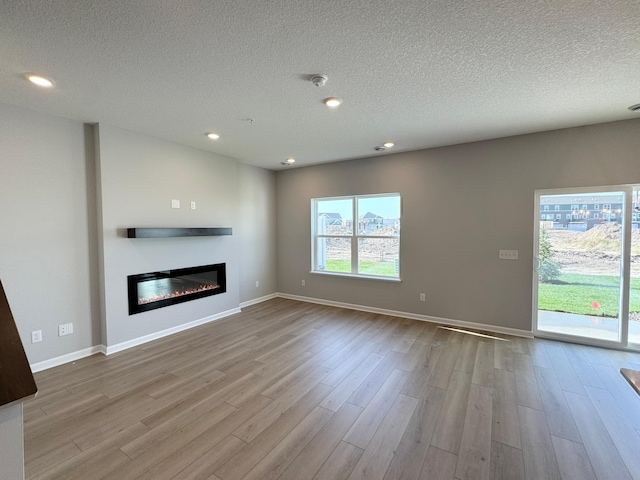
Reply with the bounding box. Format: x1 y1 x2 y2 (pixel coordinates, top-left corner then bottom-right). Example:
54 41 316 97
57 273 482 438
499 250 519 260
171 199 180 209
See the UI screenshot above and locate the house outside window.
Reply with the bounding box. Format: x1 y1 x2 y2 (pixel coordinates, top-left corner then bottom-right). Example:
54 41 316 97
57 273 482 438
554 205 560 211
312 193 401 279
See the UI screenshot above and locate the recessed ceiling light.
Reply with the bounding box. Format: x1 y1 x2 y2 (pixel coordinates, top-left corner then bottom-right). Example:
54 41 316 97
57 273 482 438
324 97 343 107
629 103 640 112
25 74 53 88
206 132 220 140
383 142 395 148
286 158 295 164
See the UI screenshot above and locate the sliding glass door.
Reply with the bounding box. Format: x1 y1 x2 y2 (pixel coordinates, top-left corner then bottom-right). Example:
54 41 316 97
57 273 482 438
534 186 639 350
631 187 640 347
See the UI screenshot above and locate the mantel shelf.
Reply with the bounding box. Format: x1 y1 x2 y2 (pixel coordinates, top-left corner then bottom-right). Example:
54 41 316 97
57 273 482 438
127 227 232 238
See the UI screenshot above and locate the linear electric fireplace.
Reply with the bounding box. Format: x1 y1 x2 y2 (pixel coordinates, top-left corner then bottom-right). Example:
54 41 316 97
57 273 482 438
127 263 226 315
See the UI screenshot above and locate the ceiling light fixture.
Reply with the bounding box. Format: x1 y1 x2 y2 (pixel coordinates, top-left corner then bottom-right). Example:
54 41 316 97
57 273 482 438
629 103 640 112
383 142 395 148
324 97 343 108
374 146 386 152
285 158 295 164
25 74 53 88
206 132 220 140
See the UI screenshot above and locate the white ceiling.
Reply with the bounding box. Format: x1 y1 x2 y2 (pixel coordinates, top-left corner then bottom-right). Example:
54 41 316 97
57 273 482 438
1 0 639 170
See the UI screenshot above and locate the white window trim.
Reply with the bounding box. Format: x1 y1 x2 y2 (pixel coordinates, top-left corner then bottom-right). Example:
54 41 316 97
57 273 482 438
311 193 401 280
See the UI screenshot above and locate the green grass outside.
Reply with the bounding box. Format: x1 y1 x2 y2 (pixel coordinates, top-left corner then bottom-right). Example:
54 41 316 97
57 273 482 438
538 273 640 316
324 259 397 277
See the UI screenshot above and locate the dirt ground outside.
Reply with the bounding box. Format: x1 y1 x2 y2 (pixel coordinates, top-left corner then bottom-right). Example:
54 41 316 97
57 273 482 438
546 224 640 277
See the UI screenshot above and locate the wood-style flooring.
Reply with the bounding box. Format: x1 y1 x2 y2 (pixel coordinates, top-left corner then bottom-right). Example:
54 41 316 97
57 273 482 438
24 298 640 479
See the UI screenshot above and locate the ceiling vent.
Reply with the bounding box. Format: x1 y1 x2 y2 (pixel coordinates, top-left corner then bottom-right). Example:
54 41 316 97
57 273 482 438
628 103 640 112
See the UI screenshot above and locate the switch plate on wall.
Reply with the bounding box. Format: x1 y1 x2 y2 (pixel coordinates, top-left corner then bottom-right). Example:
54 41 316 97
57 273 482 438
31 330 42 343
190 201 196 210
171 199 180 209
499 250 519 260
58 323 74 336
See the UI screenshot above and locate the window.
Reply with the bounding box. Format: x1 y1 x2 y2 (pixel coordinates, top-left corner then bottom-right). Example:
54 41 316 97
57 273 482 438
603 203 611 210
594 213 599 219
594 204 600 210
571 204 579 210
312 193 400 278
543 205 549 211
582 204 588 210
555 214 561 219
554 205 560 211
565 214 571 219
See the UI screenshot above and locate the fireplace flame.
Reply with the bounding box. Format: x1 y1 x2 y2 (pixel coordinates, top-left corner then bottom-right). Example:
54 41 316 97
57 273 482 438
138 284 219 305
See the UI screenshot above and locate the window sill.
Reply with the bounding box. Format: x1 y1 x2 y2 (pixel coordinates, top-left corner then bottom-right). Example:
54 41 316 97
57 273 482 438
310 271 401 283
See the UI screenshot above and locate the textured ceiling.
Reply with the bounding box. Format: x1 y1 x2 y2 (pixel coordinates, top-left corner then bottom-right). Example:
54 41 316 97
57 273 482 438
1 0 639 170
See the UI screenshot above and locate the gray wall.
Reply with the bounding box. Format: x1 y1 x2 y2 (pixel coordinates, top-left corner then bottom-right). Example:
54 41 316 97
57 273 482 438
0 104 98 364
237 163 277 303
0 103 277 363
276 119 640 332
96 124 276 347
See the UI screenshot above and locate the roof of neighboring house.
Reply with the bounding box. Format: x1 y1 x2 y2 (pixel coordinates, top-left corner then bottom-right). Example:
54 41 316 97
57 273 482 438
361 212 383 220
319 213 342 220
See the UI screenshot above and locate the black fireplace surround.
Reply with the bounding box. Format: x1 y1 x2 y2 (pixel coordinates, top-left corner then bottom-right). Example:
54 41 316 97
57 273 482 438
128 263 226 315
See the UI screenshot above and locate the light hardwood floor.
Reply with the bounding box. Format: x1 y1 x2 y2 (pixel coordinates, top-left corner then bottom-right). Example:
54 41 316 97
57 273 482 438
24 298 640 479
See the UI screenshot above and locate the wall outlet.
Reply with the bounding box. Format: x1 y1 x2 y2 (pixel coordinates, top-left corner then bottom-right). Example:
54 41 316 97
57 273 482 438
419 293 426 302
58 323 74 336
255 280 259 288
499 250 519 260
301 279 306 287
171 199 180 209
190 201 196 210
31 330 42 343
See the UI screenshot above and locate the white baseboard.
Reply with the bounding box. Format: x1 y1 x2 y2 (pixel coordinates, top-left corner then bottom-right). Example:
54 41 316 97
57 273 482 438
277 293 533 338
240 293 278 309
30 294 532 373
31 307 242 372
30 345 105 373
104 307 242 355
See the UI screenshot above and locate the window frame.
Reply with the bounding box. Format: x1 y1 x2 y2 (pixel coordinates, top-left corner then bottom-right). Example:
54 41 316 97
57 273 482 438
311 193 401 281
